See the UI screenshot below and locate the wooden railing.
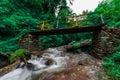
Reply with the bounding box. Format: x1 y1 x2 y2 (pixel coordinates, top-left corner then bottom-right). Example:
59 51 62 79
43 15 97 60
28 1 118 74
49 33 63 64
66 14 87 26
36 20 52 31
35 12 104 31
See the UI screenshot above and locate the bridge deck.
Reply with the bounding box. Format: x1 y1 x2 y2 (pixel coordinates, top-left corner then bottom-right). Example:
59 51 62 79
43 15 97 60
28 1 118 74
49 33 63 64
29 24 106 35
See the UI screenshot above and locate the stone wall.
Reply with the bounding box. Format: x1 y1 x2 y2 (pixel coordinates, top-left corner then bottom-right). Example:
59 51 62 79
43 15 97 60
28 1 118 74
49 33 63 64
108 28 120 46
91 27 120 59
19 34 40 51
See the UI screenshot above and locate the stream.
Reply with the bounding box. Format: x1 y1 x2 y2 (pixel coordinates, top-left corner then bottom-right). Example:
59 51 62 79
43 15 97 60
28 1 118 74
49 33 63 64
0 48 69 80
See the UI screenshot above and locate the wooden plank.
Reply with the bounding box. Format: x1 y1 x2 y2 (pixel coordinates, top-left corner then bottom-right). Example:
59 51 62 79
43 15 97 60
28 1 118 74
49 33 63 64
29 24 106 35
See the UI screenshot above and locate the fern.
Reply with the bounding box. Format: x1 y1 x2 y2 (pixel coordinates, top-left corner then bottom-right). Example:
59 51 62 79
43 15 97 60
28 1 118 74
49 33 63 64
9 49 27 63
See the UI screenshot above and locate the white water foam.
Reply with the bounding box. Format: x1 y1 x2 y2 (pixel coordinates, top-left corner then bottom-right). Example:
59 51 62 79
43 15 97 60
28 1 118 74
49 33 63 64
0 48 69 80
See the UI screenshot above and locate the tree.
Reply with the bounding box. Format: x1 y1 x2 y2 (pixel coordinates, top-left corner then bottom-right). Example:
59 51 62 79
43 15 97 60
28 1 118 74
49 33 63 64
94 0 120 28
0 0 74 53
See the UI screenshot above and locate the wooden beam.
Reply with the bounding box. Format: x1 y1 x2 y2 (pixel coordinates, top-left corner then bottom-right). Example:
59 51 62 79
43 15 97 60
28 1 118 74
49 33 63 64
29 24 106 35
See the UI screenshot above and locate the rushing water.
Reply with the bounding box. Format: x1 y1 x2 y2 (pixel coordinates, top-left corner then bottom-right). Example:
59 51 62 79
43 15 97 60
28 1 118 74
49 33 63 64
0 48 69 80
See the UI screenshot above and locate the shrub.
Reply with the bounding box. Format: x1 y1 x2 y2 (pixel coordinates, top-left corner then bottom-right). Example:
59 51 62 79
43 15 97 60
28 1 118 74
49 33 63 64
0 30 27 54
40 35 63 48
115 45 120 51
9 49 27 63
103 52 120 79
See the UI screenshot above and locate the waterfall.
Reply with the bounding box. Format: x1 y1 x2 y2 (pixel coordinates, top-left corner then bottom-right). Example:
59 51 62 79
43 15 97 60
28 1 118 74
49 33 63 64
0 48 69 80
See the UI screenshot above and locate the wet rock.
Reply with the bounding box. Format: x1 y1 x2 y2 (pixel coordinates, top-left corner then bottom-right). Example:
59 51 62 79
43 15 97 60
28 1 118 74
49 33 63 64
45 59 55 66
67 52 107 80
48 66 90 80
0 53 9 68
0 61 8 68
78 59 92 66
33 66 90 80
32 72 54 80
26 63 35 70
30 51 44 57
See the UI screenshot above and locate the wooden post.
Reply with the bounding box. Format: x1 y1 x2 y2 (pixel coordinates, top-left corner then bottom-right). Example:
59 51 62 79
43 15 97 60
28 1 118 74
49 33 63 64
100 13 104 24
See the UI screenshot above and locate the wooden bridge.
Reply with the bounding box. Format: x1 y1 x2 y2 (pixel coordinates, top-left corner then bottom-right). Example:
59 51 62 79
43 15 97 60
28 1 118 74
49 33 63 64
29 24 105 35
29 12 105 35
20 12 107 52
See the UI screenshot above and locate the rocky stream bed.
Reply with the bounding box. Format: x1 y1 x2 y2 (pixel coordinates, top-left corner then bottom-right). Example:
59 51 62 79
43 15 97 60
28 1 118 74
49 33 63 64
1 28 120 80
32 46 108 80
0 46 108 80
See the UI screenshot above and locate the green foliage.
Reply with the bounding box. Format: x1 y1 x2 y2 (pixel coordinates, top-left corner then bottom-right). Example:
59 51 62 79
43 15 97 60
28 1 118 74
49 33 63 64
0 0 72 52
9 49 27 63
40 33 92 48
72 42 80 49
0 0 15 16
40 35 63 48
103 52 120 80
0 9 38 35
0 0 93 50
14 49 27 56
23 0 65 14
0 0 67 35
87 12 102 25
115 45 120 51
0 39 19 54
0 30 27 54
94 0 120 28
10 53 16 64
62 33 92 44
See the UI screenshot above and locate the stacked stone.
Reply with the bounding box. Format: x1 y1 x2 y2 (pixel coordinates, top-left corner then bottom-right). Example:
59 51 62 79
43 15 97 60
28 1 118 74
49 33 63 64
108 28 120 46
92 27 114 59
19 34 40 51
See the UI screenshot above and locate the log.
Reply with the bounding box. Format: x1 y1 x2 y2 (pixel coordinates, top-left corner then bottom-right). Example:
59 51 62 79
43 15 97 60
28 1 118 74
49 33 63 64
66 40 91 51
